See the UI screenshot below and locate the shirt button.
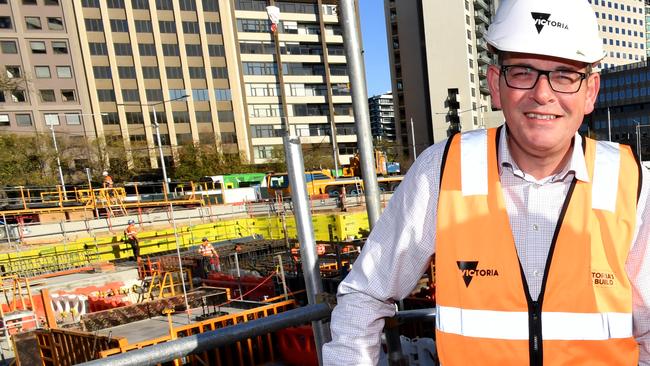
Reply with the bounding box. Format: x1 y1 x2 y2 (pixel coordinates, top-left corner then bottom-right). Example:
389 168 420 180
532 224 539 231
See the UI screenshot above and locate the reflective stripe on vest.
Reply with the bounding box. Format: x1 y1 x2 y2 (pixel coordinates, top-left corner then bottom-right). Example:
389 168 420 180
436 305 632 340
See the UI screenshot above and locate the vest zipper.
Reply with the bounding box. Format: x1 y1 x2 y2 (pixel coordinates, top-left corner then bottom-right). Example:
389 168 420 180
529 300 543 366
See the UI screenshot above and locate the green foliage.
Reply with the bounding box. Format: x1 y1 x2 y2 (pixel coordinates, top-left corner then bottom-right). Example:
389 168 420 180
0 134 54 186
173 143 259 181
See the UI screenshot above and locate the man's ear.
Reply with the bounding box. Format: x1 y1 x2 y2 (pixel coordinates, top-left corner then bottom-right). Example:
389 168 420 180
583 72 600 115
487 64 502 110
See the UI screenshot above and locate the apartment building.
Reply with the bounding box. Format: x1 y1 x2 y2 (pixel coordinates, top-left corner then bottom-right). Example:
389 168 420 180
368 92 395 142
0 0 353 171
384 0 502 163
0 0 96 168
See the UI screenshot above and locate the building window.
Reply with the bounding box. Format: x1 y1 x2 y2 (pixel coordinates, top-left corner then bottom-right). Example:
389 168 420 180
30 41 46 54
208 44 224 56
47 17 64 30
156 0 173 10
185 44 202 56
192 88 209 101
11 90 26 102
52 41 68 54
188 67 205 78
254 145 274 159
159 20 176 33
40 89 56 102
199 132 215 144
202 0 218 11
146 89 163 101
0 114 8 126
205 22 221 34
44 113 60 126
135 20 152 33
65 114 81 125
45 0 60 4
85 18 104 32
23 0 37 4
61 90 76 102
5 66 21 78
221 132 237 144
132 0 149 9
182 21 199 34
25 16 42 30
217 110 234 122
162 43 180 56
195 110 211 123
56 66 72 78
173 111 190 123
214 88 231 100
0 41 17 54
252 124 281 138
212 67 227 78
16 114 32 126
89 42 108 55
107 0 125 8
122 89 140 102
114 43 132 56
110 19 129 32
97 89 116 101
138 43 156 56
0 16 12 29
142 66 160 79
101 112 119 125
35 66 51 78
166 67 183 79
93 66 112 79
82 0 100 6
118 66 136 79
125 112 144 124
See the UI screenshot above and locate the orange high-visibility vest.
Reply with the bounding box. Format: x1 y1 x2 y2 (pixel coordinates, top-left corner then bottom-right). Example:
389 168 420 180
435 127 640 365
199 243 215 257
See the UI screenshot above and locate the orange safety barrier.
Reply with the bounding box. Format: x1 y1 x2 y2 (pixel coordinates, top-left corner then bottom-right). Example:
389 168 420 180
276 325 318 366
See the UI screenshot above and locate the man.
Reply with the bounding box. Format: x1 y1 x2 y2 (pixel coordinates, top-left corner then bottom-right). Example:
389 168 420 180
124 219 140 259
199 237 220 278
323 0 650 365
102 171 113 188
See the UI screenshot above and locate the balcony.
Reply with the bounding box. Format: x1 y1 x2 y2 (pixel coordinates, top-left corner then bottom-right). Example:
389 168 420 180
477 52 492 65
476 39 488 52
474 9 489 25
474 0 489 12
479 79 490 95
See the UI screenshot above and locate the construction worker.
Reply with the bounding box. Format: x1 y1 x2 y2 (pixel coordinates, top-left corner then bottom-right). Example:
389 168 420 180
124 219 140 259
199 237 220 278
102 171 113 188
324 1 650 365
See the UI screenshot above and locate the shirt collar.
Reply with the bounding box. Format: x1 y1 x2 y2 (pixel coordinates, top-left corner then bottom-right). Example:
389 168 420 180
497 125 590 183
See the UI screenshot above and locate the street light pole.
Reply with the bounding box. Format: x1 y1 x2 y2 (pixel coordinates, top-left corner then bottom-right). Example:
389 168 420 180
150 105 170 200
49 123 66 197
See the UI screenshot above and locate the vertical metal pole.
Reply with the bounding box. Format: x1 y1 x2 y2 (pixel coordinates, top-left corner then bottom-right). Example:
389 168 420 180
410 118 417 160
49 125 67 197
283 134 328 364
637 122 641 159
277 254 288 300
607 107 612 141
152 105 170 200
234 251 243 299
86 168 100 218
339 0 381 228
169 203 191 322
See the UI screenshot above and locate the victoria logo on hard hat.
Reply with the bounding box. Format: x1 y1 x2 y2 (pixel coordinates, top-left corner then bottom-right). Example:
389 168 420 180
530 12 569 34
457 261 499 288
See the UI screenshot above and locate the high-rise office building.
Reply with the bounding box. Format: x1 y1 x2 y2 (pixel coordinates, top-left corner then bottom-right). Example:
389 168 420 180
591 0 646 70
0 0 354 172
368 92 395 142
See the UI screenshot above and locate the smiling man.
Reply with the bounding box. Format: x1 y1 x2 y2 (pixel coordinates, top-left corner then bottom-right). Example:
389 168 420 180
323 0 650 365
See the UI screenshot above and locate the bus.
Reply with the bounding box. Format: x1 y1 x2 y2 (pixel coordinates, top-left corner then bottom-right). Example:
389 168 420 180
266 170 403 198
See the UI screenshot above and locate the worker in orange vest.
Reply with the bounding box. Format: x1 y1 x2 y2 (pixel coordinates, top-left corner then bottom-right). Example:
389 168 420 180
102 171 113 188
124 219 139 259
199 237 220 278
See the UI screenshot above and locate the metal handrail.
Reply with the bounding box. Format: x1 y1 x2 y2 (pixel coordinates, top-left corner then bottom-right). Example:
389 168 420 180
77 302 333 366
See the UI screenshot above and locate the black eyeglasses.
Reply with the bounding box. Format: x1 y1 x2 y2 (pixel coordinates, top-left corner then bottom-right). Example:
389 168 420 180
500 65 588 94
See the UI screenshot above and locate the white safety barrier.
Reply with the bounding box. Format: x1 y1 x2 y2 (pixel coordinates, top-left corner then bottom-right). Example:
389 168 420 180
50 293 88 322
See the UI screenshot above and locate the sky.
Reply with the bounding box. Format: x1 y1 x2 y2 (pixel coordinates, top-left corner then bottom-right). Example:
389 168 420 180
358 0 392 97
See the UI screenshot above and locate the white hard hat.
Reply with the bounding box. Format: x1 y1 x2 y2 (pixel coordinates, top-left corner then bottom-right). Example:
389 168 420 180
486 0 605 64
102 171 108 176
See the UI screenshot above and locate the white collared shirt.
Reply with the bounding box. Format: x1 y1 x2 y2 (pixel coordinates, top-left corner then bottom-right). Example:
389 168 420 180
323 127 650 365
